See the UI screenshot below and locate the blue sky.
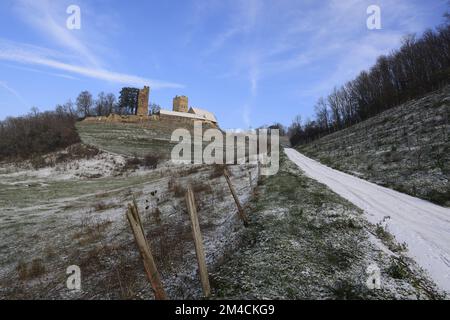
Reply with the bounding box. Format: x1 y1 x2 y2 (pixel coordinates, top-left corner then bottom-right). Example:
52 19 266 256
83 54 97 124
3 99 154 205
0 0 447 129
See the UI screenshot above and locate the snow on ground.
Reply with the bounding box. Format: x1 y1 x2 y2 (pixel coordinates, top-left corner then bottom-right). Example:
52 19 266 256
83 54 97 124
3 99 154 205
285 148 450 293
0 152 126 183
0 146 259 298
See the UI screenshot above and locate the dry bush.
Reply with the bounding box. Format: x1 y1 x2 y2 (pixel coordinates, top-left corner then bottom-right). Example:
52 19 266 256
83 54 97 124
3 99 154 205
123 155 141 171
109 246 141 299
192 181 213 194
16 261 28 280
61 144 100 162
72 218 112 246
168 177 213 199
30 154 46 169
151 207 162 225
122 153 161 171
93 201 115 212
71 239 142 299
17 259 46 280
150 223 192 271
0 109 80 162
94 201 108 212
210 164 226 179
168 177 185 198
44 246 57 259
143 153 160 169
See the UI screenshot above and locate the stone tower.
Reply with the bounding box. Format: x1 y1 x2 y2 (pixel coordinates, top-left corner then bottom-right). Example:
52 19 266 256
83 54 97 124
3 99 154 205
173 95 188 113
137 86 150 116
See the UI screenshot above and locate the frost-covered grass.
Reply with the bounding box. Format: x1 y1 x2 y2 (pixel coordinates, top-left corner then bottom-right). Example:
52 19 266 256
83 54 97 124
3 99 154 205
298 86 450 206
1 116 445 299
210 152 445 300
0 143 258 299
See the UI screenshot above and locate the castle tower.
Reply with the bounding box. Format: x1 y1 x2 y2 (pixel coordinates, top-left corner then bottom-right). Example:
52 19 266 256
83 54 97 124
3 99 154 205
173 95 188 113
137 86 150 116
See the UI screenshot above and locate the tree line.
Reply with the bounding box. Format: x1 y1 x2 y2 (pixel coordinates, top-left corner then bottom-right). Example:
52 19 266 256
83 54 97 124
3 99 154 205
0 108 80 161
68 87 160 118
289 22 450 146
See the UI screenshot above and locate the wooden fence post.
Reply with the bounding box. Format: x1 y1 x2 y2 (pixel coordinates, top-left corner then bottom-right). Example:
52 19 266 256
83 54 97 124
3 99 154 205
223 167 249 227
126 203 167 300
185 185 211 298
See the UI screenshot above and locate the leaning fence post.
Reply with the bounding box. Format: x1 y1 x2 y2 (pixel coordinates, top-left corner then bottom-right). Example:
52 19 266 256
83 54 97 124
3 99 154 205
223 167 249 227
185 184 211 298
126 203 167 300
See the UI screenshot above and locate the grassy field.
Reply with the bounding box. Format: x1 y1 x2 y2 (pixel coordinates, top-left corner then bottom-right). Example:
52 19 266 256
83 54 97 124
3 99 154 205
76 122 177 158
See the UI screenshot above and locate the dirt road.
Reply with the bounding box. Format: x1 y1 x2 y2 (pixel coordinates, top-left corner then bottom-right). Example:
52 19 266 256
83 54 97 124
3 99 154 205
285 148 450 293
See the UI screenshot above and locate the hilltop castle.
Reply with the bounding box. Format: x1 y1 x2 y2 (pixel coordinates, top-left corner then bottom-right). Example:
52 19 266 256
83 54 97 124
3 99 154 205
84 86 217 126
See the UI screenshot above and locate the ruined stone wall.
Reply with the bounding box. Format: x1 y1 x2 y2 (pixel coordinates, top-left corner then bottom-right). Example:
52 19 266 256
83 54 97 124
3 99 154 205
159 113 217 128
137 86 150 116
82 114 151 124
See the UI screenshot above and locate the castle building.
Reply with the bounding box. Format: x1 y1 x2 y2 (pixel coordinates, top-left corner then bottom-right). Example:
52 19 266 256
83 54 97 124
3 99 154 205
137 86 150 116
82 86 217 126
157 94 217 124
173 96 189 113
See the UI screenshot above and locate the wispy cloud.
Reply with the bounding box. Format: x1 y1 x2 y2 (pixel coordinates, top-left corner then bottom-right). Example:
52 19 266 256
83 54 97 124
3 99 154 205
207 0 428 94
5 0 183 89
3 63 79 80
14 0 101 67
0 80 29 106
0 41 184 89
193 0 433 127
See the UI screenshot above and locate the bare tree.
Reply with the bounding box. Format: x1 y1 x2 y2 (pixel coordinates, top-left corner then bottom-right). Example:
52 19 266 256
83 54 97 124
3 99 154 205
76 91 94 118
105 93 116 115
314 97 330 133
150 103 161 115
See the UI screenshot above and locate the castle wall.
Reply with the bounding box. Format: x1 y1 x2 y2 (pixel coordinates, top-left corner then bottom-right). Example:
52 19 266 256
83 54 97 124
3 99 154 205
82 90 218 129
173 96 188 113
159 113 217 127
137 86 150 116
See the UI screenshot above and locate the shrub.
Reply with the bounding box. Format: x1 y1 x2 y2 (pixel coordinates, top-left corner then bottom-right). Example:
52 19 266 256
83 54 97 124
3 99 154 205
425 189 450 207
94 201 109 212
168 177 185 198
123 155 141 171
66 144 99 160
30 154 46 169
210 164 226 179
143 153 160 169
151 207 162 225
387 258 409 279
17 259 46 280
192 181 212 194
0 110 80 161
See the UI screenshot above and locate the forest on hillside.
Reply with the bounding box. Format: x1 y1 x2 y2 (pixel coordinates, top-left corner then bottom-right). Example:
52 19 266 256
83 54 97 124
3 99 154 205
289 21 450 146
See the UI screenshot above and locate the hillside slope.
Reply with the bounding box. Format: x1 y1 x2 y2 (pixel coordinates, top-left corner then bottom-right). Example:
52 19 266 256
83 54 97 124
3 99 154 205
76 119 216 159
298 86 450 206
0 123 258 299
212 151 444 299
